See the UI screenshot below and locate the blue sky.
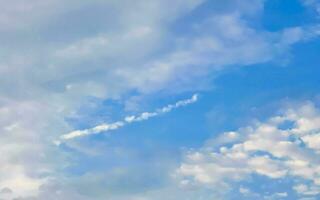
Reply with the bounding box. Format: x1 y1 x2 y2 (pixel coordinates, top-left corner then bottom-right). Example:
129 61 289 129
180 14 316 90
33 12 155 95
1 0 320 199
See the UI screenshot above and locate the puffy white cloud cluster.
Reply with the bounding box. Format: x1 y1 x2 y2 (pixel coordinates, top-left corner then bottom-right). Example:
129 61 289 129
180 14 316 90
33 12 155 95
178 102 320 198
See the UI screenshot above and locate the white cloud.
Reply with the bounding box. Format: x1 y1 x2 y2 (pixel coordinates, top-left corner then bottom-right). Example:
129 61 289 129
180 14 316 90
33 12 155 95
0 97 69 198
275 192 288 198
177 102 320 198
293 184 320 196
1 0 317 106
55 35 109 58
59 94 198 141
239 187 251 195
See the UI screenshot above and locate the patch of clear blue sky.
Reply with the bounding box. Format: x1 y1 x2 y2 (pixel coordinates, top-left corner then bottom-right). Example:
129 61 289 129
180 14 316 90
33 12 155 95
262 0 318 31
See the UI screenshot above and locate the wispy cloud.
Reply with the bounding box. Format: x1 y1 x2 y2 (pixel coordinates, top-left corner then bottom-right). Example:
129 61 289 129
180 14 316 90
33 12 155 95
57 94 198 142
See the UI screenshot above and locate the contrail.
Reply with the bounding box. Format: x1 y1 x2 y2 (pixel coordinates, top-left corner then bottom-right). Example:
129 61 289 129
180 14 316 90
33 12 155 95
55 94 198 144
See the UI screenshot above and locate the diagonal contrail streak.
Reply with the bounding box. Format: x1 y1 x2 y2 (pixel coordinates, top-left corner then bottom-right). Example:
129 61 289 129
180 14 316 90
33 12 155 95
56 94 198 144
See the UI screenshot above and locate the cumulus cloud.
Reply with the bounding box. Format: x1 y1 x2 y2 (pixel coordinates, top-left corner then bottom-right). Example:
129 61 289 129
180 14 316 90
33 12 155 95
177 102 320 199
59 94 198 141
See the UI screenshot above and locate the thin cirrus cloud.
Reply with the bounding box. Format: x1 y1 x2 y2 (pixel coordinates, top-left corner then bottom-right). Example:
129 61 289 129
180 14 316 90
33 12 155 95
57 94 198 142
